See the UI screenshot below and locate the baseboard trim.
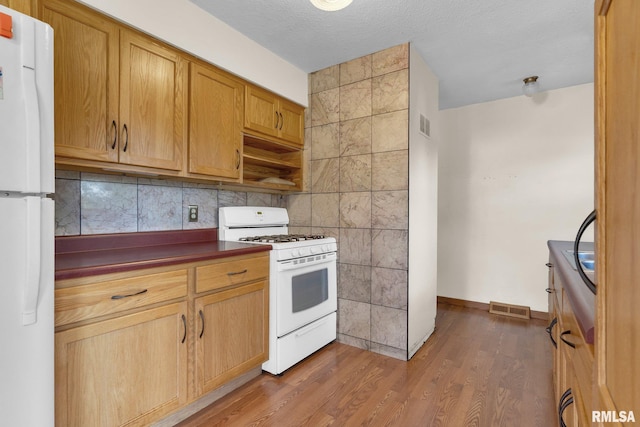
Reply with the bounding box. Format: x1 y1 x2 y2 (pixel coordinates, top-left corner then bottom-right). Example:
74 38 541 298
152 366 262 426
437 296 548 321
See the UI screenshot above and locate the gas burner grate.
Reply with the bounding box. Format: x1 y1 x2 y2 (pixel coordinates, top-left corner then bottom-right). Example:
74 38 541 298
239 234 326 243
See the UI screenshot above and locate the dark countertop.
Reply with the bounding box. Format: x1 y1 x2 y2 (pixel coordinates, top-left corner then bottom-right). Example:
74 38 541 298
55 229 271 281
548 240 596 344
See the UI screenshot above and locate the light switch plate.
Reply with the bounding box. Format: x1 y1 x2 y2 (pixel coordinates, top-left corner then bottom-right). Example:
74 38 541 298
188 205 198 222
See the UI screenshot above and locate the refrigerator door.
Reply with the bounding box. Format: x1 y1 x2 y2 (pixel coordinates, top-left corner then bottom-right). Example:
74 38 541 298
0 6 54 194
0 196 54 426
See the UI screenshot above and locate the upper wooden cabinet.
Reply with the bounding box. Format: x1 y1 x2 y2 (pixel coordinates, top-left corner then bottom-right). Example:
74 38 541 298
41 0 119 163
40 0 186 172
40 0 304 191
0 0 36 15
245 84 304 147
119 31 186 170
188 62 243 180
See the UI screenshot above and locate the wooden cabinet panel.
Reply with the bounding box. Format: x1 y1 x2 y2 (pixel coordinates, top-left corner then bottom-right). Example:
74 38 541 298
119 31 186 170
195 254 269 293
41 0 305 190
0 0 35 15
194 281 268 396
245 85 279 139
55 269 188 326
245 84 305 147
560 291 594 423
41 0 119 163
56 302 188 427
54 252 270 425
549 253 595 426
243 85 305 190
595 0 640 417
41 0 186 172
188 63 243 179
278 97 305 145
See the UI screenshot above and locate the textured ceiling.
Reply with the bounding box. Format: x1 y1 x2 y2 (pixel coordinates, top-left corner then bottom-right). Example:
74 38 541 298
190 0 595 109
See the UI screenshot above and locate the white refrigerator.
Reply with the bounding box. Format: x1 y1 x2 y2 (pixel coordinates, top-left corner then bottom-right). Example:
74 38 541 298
0 5 55 426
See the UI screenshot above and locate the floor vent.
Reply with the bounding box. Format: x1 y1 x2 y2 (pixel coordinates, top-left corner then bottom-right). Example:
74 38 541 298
489 301 531 320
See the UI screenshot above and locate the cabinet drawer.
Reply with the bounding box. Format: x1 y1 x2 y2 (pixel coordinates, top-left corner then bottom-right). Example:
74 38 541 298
56 269 188 326
196 255 269 293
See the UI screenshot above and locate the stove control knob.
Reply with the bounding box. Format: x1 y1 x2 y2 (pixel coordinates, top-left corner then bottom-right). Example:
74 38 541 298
292 249 300 258
322 245 330 252
310 247 318 255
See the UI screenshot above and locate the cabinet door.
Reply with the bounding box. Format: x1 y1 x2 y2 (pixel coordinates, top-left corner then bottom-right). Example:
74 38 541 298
188 63 243 179
558 356 578 427
595 0 640 416
41 0 119 162
1 0 35 15
119 30 186 170
278 97 305 146
194 281 268 396
550 302 561 402
55 302 188 427
245 85 279 139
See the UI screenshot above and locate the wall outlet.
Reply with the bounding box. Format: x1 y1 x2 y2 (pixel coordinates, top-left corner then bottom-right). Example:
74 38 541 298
188 205 198 222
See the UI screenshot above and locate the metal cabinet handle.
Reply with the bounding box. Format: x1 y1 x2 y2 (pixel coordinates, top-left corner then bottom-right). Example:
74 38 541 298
235 149 241 169
199 309 205 339
227 269 248 276
275 111 280 129
122 124 129 152
279 112 283 130
111 289 148 300
111 120 117 149
545 262 553 268
574 210 596 294
558 388 573 427
560 330 576 349
545 288 554 294
546 317 558 348
181 314 187 344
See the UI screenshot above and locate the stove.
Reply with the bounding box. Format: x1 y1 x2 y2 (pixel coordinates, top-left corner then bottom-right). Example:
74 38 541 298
218 206 337 375
239 234 327 243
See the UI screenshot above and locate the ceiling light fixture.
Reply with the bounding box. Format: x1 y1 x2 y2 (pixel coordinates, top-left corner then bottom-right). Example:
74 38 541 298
522 76 540 97
310 0 353 12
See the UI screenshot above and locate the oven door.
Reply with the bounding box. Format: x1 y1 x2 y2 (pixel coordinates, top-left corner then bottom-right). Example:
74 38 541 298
275 251 337 337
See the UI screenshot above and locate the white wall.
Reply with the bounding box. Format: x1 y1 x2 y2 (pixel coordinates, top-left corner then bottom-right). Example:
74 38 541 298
438 84 594 312
408 45 439 357
76 0 308 106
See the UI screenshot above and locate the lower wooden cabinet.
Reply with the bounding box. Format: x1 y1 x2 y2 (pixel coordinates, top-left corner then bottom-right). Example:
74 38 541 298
547 250 594 427
194 280 269 395
55 252 269 426
55 302 188 427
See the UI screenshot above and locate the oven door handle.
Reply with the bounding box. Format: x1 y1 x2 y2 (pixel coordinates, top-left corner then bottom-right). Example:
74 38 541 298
277 255 337 272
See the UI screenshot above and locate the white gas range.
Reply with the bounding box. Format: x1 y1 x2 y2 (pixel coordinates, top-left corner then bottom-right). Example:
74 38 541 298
219 207 337 375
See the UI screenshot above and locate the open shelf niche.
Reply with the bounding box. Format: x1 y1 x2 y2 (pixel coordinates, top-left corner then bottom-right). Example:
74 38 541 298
242 134 303 191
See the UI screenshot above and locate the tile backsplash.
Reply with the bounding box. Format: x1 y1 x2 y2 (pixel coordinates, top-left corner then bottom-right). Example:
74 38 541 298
55 170 286 236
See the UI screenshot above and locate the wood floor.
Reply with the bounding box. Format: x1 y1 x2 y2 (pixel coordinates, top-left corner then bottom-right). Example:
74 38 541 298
176 302 554 426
